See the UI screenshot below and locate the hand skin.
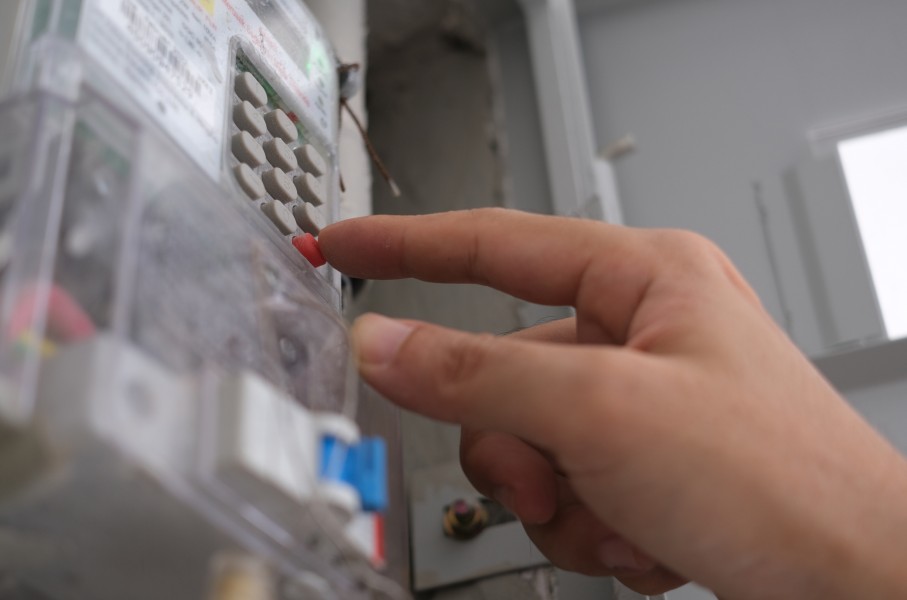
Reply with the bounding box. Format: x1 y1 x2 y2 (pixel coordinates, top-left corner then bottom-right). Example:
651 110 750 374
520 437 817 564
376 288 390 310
319 208 907 599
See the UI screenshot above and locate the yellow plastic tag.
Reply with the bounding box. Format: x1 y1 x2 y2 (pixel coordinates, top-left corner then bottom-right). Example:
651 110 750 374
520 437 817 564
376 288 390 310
197 0 215 16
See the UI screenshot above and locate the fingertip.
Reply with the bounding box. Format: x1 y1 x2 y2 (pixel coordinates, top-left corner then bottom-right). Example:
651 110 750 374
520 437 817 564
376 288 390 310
319 215 364 240
315 221 340 253
350 313 415 369
317 217 365 266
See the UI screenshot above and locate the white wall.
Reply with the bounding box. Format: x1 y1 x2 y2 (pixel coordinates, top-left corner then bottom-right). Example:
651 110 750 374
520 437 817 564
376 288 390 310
304 0 372 220
575 2 907 598
578 0 907 354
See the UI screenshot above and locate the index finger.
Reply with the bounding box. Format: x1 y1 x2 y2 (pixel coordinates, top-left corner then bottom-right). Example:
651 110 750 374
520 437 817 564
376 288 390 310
319 208 653 310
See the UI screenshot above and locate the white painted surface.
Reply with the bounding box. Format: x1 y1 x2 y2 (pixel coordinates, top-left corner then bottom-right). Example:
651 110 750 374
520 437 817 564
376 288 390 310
518 0 623 222
304 0 372 219
579 0 907 354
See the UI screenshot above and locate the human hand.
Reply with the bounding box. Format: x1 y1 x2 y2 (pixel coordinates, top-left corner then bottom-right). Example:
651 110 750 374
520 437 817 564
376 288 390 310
461 317 685 594
319 209 907 599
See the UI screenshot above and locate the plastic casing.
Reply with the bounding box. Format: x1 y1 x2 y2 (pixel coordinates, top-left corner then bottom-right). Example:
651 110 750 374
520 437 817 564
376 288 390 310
0 2 403 599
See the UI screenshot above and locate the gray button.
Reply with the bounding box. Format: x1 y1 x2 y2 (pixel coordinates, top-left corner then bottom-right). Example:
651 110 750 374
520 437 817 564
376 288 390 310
234 101 267 138
234 164 265 200
295 172 326 207
294 202 326 235
263 138 299 172
232 131 266 167
265 109 298 143
262 168 298 203
295 144 327 177
261 200 297 235
235 72 268 108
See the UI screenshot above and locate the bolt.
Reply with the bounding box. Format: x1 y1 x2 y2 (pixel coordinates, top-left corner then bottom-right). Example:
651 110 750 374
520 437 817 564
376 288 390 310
442 498 488 541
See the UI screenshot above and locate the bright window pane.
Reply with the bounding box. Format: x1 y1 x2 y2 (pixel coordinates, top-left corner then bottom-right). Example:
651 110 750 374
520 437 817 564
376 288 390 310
839 125 907 340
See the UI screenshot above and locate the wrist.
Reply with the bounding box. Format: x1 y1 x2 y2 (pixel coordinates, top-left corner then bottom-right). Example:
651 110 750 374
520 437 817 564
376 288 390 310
773 430 907 599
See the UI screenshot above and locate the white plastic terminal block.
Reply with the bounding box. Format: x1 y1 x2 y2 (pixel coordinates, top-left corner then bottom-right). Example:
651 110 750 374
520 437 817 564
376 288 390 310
36 336 195 474
215 372 361 523
345 513 386 568
313 413 360 446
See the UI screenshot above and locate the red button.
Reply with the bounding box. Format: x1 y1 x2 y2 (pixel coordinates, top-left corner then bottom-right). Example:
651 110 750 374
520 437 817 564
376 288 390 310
292 234 327 268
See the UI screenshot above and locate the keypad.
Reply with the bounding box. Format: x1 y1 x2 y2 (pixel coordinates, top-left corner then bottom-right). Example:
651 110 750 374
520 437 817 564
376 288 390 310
227 65 332 244
233 101 267 138
262 168 297 204
263 139 298 173
234 164 266 200
235 72 268 108
294 202 326 236
232 131 266 168
262 201 297 235
265 109 298 144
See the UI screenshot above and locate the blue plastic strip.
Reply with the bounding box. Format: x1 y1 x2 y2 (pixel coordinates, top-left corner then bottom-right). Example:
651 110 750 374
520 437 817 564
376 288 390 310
319 436 388 513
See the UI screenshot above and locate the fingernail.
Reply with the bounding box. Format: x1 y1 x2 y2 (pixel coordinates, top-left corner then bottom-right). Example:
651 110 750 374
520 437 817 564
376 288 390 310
493 487 516 515
352 314 415 367
598 539 656 573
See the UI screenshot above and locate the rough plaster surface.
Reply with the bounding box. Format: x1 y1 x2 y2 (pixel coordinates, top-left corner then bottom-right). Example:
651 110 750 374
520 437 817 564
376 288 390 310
359 0 521 484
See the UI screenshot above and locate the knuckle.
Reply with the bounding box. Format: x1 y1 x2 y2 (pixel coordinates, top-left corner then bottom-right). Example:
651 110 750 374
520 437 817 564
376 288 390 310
470 206 510 219
458 430 511 498
459 426 482 448
650 229 728 269
658 228 713 252
650 229 762 303
458 429 485 469
459 439 489 486
463 207 509 230
436 333 496 399
524 530 591 574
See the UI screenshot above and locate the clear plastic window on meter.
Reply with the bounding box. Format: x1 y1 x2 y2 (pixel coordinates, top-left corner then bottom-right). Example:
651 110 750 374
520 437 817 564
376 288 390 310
0 1 401 597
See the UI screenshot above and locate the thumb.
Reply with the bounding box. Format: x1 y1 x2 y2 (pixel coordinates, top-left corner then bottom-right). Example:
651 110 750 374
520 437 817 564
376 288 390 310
350 313 642 454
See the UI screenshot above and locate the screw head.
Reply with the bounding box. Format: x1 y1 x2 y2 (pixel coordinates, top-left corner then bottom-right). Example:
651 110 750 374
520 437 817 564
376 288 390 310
443 498 488 541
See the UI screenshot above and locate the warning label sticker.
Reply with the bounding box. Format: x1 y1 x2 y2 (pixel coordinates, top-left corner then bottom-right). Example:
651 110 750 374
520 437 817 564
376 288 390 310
77 0 336 180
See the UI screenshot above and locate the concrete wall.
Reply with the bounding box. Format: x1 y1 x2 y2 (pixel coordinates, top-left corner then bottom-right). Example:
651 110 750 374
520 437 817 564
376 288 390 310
0 0 27 97
488 17 554 217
